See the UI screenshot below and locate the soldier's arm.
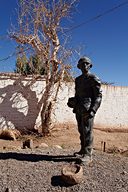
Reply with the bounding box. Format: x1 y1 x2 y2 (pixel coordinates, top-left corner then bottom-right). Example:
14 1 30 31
74 77 78 97
89 75 102 116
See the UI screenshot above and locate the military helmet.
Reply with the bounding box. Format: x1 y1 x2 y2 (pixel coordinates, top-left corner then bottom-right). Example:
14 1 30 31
77 57 93 69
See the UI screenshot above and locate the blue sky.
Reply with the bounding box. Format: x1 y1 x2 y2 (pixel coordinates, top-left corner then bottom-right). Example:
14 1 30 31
0 0 128 86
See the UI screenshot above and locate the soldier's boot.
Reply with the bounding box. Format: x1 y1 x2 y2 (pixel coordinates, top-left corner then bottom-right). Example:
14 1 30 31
78 154 92 165
78 148 93 165
74 149 85 157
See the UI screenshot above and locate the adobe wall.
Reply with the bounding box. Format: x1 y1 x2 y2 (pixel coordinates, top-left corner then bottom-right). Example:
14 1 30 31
0 73 128 132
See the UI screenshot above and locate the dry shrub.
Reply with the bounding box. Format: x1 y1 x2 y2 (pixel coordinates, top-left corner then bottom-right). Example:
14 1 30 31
0 129 21 140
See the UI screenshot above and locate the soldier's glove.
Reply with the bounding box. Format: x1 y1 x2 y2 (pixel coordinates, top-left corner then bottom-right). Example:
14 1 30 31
88 110 95 118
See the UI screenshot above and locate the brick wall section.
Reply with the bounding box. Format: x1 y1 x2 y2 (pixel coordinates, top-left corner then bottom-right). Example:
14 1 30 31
0 73 128 132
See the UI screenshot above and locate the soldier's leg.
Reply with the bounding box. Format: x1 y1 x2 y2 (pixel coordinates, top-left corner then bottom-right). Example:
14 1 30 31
82 115 94 156
79 115 94 164
74 113 85 155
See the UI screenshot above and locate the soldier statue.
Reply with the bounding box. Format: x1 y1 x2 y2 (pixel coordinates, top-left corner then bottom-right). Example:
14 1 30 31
67 57 102 164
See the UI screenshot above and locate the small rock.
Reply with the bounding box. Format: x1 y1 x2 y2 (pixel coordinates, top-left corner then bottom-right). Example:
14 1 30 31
121 170 128 175
53 145 63 149
36 143 49 148
61 164 83 185
5 187 12 192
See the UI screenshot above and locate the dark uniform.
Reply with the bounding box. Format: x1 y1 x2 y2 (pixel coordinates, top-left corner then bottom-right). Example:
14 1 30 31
67 57 102 163
74 73 102 157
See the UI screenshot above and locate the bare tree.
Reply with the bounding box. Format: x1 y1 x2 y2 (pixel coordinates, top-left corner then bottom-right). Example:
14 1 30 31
10 0 77 135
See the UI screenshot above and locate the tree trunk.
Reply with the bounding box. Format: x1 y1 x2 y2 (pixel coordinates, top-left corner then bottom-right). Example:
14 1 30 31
40 80 55 135
41 100 55 136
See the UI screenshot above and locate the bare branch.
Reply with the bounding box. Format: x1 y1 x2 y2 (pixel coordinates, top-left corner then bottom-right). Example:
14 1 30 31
10 0 78 135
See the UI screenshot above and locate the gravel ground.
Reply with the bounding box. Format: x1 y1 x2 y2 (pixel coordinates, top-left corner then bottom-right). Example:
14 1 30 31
0 148 128 192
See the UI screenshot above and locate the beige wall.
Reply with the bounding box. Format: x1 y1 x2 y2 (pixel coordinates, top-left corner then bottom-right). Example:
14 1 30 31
0 73 128 132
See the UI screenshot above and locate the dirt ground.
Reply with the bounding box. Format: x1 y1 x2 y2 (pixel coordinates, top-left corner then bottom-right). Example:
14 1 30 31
0 126 128 192
0 126 128 156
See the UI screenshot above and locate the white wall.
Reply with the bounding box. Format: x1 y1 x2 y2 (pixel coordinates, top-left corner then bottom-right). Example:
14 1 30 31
0 73 128 132
94 85 128 131
54 83 128 131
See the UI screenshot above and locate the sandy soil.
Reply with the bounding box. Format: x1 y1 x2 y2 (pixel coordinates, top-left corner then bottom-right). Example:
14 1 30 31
0 126 128 154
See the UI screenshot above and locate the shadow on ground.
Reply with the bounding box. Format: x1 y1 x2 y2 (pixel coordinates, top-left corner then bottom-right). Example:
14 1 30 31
51 175 75 187
0 152 80 163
